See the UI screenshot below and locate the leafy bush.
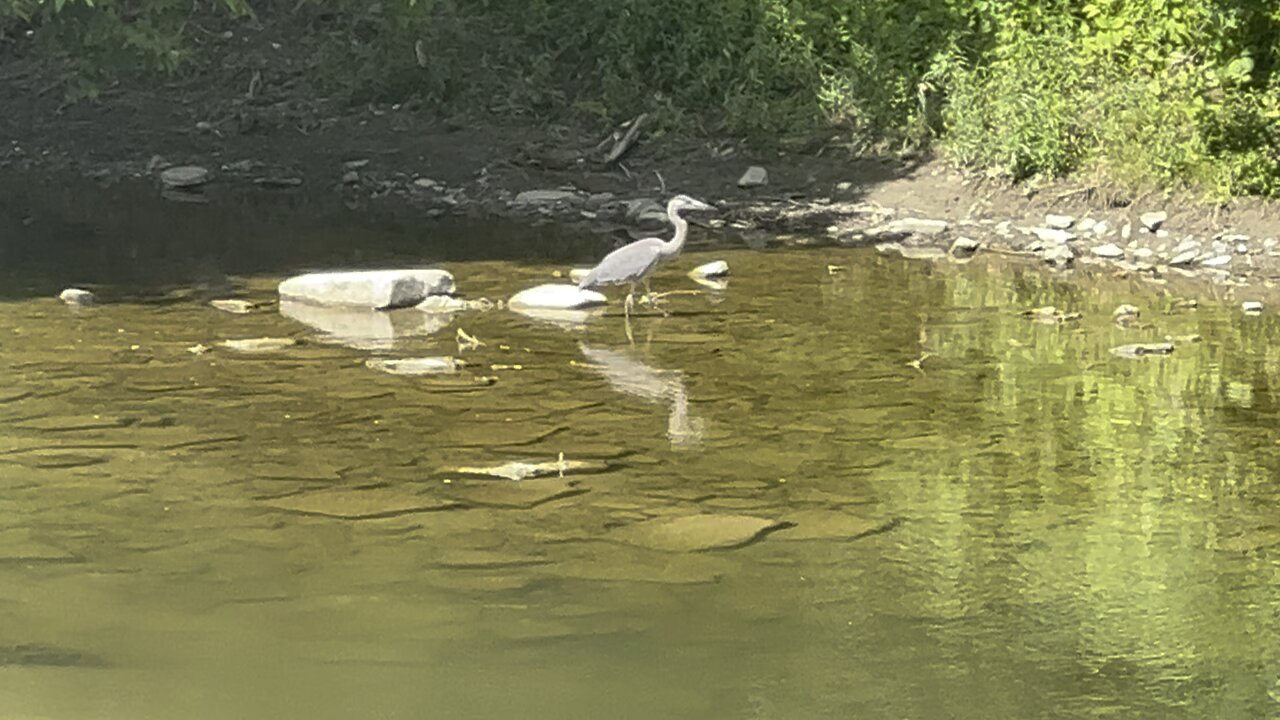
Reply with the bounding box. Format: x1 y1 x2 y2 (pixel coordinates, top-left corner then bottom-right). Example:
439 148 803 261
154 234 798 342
4 0 1280 198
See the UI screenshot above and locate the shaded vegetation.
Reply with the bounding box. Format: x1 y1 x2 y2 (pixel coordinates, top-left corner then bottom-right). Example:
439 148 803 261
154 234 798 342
3 0 1279 199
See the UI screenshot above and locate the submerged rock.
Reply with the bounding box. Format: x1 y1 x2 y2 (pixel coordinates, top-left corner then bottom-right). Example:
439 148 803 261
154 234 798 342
264 486 460 519
508 284 607 310
1021 306 1081 324
611 513 789 552
688 260 729 279
737 166 768 188
278 269 455 309
58 288 95 306
218 337 299 353
774 510 899 541
209 299 256 314
365 356 461 375
1110 342 1175 358
1112 304 1140 323
442 477 585 508
445 458 609 481
1168 250 1198 266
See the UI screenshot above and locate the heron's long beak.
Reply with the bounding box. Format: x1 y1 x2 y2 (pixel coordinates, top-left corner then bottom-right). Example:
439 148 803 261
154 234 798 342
690 199 716 212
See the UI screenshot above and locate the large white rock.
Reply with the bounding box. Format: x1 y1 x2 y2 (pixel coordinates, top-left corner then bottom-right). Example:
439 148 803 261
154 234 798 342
278 269 454 309
508 284 607 310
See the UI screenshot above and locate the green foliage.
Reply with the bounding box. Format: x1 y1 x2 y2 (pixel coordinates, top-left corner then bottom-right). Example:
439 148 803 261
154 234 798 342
1 0 248 98
4 0 1280 198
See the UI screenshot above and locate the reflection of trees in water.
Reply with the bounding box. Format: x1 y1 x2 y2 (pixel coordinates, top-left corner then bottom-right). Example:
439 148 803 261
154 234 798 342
577 342 704 448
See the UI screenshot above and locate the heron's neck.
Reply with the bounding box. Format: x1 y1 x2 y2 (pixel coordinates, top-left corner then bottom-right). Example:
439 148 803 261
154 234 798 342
661 207 688 257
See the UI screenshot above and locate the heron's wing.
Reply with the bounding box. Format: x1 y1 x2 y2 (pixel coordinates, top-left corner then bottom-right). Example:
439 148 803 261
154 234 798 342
580 238 665 287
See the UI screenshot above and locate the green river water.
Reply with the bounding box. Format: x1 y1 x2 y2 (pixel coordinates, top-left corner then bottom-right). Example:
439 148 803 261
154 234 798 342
2 183 1280 719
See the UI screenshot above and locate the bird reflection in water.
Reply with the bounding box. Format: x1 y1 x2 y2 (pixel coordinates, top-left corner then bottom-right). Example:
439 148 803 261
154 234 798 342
577 342 705 448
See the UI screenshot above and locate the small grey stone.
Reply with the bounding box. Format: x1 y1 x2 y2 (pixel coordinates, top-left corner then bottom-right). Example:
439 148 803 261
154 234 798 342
1155 229 1169 239
341 170 360 185
1121 222 1132 241
1202 255 1232 267
413 177 440 189
58 288 95 306
513 189 581 205
887 218 949 236
737 166 768 188
1113 304 1140 320
1264 238 1278 251
1168 250 1198 266
1133 247 1155 259
1093 220 1111 236
1076 217 1097 234
994 220 1013 238
1172 239 1200 255
1030 227 1076 243
1140 211 1168 231
1045 214 1074 229
1092 243 1125 259
1236 243 1249 255
159 165 210 189
1243 301 1264 314
343 159 370 170
949 237 981 258
1041 245 1075 267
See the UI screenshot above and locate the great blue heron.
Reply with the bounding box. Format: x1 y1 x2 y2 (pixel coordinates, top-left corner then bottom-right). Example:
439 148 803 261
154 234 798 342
578 194 714 317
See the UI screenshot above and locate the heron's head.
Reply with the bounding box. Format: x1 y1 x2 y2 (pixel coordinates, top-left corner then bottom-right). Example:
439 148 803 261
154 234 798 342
668 194 715 213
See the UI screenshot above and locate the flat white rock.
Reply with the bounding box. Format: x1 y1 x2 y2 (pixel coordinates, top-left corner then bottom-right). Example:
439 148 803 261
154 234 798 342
508 284 607 310
688 260 729 279
278 269 455 309
1045 214 1075 229
1243 301 1264 314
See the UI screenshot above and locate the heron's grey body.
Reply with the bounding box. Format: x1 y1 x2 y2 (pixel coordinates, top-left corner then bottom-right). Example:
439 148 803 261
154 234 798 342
577 195 714 316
